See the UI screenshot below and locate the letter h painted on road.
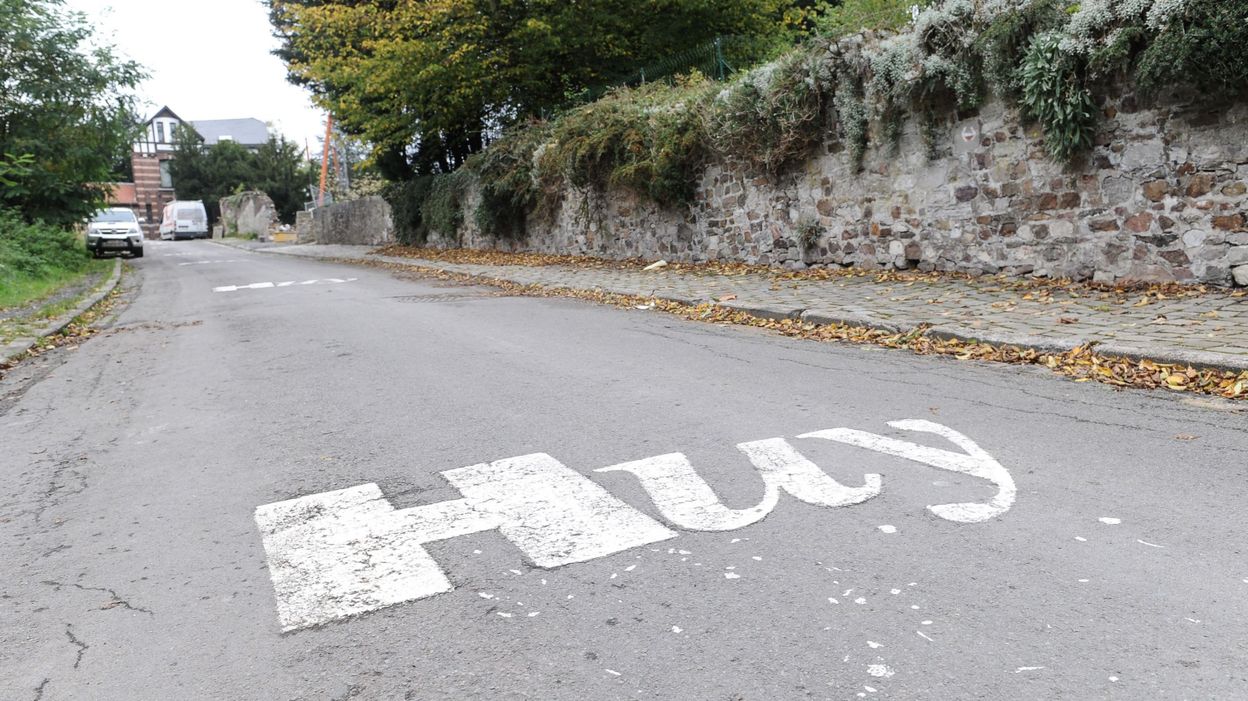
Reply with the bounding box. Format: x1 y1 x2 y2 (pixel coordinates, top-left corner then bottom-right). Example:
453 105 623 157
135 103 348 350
254 454 679 631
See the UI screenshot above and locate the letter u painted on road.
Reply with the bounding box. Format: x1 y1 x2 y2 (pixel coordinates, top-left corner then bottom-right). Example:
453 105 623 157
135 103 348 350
254 420 1015 630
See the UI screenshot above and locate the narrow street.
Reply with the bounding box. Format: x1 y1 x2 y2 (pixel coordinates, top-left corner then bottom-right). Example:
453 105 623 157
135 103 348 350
2 241 1245 700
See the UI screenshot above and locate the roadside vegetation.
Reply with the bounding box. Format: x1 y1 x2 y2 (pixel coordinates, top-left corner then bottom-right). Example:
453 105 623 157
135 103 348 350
272 0 1248 246
0 0 144 312
168 129 316 226
0 210 107 312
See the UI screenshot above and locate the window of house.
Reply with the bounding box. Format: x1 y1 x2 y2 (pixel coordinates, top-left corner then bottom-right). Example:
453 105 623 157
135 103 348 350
159 160 173 188
156 122 166 143
145 203 153 224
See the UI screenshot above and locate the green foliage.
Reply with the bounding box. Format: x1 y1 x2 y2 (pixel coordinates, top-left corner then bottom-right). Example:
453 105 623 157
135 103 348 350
0 208 91 306
817 0 930 37
833 81 870 169
974 0 1067 96
1135 0 1248 98
467 124 554 238
1019 32 1097 162
254 137 315 224
0 0 146 227
170 130 313 225
269 0 811 174
365 0 1248 244
384 177 433 246
869 0 982 143
383 171 467 245
424 172 468 242
541 82 711 209
705 48 831 174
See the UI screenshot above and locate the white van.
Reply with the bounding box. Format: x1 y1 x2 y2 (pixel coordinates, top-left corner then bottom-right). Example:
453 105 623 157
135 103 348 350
160 200 209 240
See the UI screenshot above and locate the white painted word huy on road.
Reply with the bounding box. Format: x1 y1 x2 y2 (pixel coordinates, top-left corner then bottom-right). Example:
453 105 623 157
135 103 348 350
213 278 356 293
255 420 1015 630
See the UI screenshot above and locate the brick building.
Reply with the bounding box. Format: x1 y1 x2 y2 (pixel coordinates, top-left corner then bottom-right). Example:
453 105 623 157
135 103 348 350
109 107 272 238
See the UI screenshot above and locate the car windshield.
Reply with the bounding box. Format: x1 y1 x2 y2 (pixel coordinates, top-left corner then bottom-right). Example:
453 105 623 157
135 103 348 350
93 210 137 223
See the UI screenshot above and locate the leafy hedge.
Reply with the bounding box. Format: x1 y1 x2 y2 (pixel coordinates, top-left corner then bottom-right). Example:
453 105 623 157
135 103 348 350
0 208 91 297
391 0 1248 241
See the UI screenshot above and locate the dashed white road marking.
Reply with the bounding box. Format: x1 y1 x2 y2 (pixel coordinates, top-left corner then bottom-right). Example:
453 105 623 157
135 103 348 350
179 259 249 266
214 278 357 293
255 420 1014 630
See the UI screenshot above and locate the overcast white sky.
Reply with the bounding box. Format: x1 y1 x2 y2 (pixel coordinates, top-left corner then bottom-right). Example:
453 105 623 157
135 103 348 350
63 0 326 152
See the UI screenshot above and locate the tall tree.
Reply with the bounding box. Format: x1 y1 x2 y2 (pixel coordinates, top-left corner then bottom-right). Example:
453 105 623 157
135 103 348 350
255 136 315 224
169 129 312 226
267 0 810 176
0 0 146 226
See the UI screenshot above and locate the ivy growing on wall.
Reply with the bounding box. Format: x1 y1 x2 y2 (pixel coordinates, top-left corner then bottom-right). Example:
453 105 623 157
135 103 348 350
393 0 1248 243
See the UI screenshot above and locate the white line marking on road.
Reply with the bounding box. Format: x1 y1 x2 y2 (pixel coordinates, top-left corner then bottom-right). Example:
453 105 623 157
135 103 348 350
916 631 934 642
724 572 740 579
800 420 1014 523
867 641 882 649
179 259 248 266
878 525 897 534
1098 517 1122 525
1075 536 1087 542
214 278 357 293
1137 539 1164 548
1015 666 1045 673
605 669 621 676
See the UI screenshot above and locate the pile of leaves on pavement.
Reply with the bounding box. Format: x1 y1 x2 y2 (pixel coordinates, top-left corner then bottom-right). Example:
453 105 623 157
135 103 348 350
0 284 120 381
358 257 1248 402
372 245 1230 303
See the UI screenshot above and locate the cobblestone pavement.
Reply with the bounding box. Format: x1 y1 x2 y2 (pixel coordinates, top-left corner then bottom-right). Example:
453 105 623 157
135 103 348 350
215 241 1248 371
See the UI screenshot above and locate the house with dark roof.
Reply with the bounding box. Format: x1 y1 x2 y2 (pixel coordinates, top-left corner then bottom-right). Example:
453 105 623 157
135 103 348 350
121 106 273 236
190 118 271 148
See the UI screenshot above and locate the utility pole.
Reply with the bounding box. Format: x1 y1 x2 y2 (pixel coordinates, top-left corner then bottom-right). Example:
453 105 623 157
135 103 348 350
317 115 333 207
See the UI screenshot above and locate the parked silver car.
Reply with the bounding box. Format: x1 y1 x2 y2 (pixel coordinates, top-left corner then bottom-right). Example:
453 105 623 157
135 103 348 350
86 208 144 258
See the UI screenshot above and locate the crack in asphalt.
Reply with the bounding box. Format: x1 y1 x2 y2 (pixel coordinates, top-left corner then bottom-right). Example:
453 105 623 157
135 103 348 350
33 449 89 525
32 678 49 701
65 624 87 669
41 580 155 616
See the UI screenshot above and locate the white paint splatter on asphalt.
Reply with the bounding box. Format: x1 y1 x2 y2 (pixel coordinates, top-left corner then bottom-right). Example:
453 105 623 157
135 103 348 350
867 664 895 678
878 525 897 534
1098 517 1121 525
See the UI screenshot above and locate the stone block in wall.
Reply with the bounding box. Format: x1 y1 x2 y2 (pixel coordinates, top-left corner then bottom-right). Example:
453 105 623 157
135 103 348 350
220 191 276 239
308 196 395 246
295 210 314 244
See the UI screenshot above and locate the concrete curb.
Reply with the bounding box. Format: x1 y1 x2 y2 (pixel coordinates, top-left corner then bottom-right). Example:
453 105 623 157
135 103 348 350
2 258 122 364
242 245 1248 374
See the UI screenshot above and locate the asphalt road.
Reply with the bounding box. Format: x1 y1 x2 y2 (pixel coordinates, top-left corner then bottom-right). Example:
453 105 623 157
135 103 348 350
2 240 1246 700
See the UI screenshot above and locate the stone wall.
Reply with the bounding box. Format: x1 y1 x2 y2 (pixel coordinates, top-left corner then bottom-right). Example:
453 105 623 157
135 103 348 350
220 191 276 239
430 94 1248 286
307 196 395 246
